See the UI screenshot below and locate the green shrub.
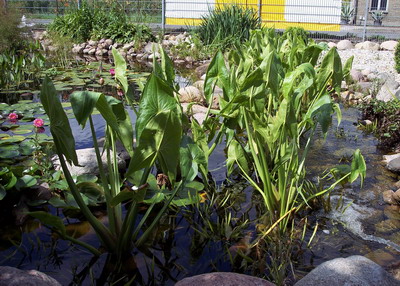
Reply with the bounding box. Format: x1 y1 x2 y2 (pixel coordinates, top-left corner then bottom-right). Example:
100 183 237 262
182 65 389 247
359 98 400 150
0 6 25 53
395 40 400 73
196 5 260 50
48 2 155 43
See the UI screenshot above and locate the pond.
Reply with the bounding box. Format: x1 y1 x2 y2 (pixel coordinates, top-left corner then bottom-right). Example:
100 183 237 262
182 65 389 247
0 57 399 285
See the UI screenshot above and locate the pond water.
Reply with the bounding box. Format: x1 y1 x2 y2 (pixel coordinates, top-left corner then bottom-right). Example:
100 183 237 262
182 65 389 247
0 60 399 285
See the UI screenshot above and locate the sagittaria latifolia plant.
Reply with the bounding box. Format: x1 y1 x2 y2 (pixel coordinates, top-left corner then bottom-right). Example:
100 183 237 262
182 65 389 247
30 47 207 261
199 28 366 234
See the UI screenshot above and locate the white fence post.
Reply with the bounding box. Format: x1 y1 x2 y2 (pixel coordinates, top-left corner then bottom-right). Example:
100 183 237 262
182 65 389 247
362 0 369 41
162 0 166 31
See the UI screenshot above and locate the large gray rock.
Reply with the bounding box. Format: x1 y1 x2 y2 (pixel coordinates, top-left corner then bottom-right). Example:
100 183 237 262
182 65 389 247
376 73 400 102
53 147 126 176
355 41 380 51
337 40 353 50
384 153 400 173
294 255 400 286
175 272 275 286
0 266 61 286
381 40 398 51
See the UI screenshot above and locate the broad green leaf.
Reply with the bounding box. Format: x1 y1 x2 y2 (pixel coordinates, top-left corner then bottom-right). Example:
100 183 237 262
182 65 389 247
343 56 354 84
227 139 249 176
204 51 229 102
350 149 366 186
316 47 343 94
40 77 78 165
70 91 101 128
179 136 207 182
15 175 37 190
112 48 129 94
128 110 182 183
28 211 66 237
135 74 178 140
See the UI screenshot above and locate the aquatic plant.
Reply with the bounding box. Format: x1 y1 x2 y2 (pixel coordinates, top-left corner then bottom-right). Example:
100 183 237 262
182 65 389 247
192 28 366 282
196 5 261 50
29 48 208 277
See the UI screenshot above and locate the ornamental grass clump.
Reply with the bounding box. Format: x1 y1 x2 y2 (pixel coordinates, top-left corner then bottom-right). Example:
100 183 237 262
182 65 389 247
196 5 260 50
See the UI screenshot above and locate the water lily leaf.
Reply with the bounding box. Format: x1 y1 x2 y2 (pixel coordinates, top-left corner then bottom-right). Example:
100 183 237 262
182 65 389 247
0 185 6 200
76 174 98 183
0 136 26 145
15 175 37 190
0 133 10 138
0 149 20 159
77 182 104 206
28 211 66 237
12 129 32 135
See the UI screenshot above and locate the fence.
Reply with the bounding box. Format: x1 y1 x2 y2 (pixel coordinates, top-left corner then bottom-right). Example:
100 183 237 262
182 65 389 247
4 0 400 42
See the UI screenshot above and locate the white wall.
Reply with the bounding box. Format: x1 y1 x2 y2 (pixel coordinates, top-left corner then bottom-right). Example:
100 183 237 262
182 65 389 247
165 0 215 19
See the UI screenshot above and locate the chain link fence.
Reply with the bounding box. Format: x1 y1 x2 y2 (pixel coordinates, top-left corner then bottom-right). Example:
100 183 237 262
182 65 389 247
4 0 400 42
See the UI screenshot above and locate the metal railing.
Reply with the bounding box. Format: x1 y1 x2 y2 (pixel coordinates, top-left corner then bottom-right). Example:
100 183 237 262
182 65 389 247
4 0 400 42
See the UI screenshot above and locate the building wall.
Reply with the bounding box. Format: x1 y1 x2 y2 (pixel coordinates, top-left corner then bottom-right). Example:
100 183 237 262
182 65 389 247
355 0 399 26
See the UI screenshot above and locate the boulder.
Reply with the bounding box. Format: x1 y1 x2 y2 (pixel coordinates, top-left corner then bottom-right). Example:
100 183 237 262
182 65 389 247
294 255 400 286
384 153 400 173
376 73 400 102
175 272 275 286
192 112 207 125
72 46 84 54
393 189 400 203
105 39 113 47
53 147 126 176
178 86 205 104
122 43 133 51
0 266 61 286
355 41 380 51
88 40 98 46
337 40 353 50
88 48 96 55
381 40 398 51
327 42 337 49
350 69 363 82
383 190 397 205
195 63 210 77
144 42 159 54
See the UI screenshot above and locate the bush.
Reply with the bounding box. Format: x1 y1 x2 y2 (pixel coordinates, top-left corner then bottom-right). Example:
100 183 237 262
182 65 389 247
359 98 400 150
48 2 155 43
196 5 260 50
0 6 25 53
395 41 400 73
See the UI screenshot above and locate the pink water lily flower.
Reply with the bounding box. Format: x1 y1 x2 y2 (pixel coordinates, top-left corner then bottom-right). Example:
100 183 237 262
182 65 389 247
8 112 18 121
109 68 115 76
33 118 44 128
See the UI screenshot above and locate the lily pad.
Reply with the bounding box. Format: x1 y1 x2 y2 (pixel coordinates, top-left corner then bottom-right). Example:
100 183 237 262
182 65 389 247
0 149 20 159
12 129 33 135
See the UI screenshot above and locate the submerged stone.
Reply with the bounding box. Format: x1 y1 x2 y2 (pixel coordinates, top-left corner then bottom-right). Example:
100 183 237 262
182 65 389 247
175 272 275 286
0 266 61 286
